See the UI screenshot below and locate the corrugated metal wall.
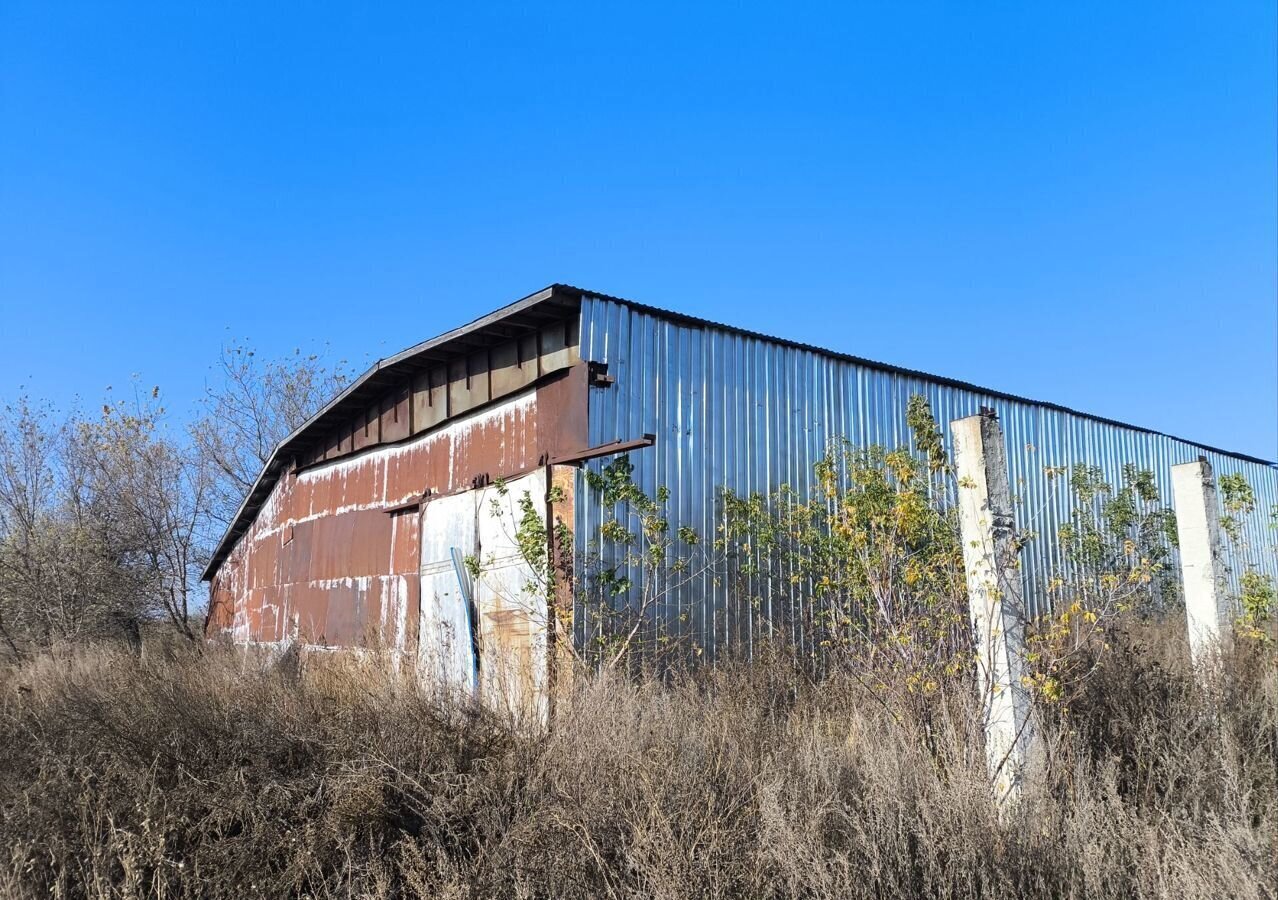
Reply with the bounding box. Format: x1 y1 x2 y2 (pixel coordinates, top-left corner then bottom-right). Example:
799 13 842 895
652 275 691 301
574 294 1278 659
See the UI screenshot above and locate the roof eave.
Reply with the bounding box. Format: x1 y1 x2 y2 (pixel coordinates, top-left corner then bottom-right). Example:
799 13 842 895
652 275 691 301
201 284 582 581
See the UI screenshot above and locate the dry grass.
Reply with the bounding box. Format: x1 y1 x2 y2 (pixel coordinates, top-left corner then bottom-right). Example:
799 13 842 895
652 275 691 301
1 622 1275 899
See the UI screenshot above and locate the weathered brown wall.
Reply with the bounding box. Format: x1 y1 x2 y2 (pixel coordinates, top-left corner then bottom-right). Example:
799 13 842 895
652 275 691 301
206 366 587 657
299 318 580 469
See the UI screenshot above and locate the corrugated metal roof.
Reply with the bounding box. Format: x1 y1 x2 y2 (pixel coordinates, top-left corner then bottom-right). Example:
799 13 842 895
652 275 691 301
204 282 1275 582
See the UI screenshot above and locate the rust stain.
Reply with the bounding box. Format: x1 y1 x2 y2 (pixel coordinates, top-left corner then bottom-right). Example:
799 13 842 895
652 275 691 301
207 367 588 671
481 606 537 716
546 464 577 706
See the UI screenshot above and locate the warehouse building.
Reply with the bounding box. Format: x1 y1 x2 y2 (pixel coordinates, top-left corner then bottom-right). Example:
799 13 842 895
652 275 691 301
203 284 1278 717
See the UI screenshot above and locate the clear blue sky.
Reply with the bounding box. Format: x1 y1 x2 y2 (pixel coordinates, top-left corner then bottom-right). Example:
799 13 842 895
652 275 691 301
2 2 1275 459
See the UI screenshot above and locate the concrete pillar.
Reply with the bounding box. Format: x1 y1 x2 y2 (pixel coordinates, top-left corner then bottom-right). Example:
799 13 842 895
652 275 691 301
952 411 1036 806
1170 459 1231 665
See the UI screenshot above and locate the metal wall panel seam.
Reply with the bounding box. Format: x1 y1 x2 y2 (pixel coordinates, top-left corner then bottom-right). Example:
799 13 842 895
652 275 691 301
575 296 1278 659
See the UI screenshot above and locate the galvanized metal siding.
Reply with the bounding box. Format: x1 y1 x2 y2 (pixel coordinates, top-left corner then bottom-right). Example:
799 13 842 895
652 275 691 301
575 295 1278 657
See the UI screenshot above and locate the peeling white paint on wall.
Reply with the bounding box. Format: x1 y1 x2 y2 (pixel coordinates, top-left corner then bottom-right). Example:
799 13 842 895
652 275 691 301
247 390 539 542
209 385 547 660
297 391 535 484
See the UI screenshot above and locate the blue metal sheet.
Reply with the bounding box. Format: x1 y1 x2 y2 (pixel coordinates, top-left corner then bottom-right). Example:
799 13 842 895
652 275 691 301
574 295 1278 659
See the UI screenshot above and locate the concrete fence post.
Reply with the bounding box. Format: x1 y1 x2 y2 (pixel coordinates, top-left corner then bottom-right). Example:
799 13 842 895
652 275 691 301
1170 459 1231 667
952 411 1037 806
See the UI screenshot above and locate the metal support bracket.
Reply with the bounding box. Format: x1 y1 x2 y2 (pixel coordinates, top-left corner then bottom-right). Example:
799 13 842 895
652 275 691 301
548 433 656 466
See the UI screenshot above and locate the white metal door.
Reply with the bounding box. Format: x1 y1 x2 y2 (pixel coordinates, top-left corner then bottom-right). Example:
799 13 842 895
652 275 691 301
418 491 478 700
475 470 549 725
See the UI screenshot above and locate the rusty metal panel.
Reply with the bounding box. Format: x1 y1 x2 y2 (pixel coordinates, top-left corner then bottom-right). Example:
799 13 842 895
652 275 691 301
468 352 492 407
547 464 577 704
204 378 589 675
491 338 537 397
323 420 352 460
352 405 378 452
519 333 539 374
202 286 587 583
539 320 577 372
532 366 586 459
205 576 234 634
381 380 411 443
321 426 340 462
446 358 474 415
301 442 323 469
411 367 449 434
